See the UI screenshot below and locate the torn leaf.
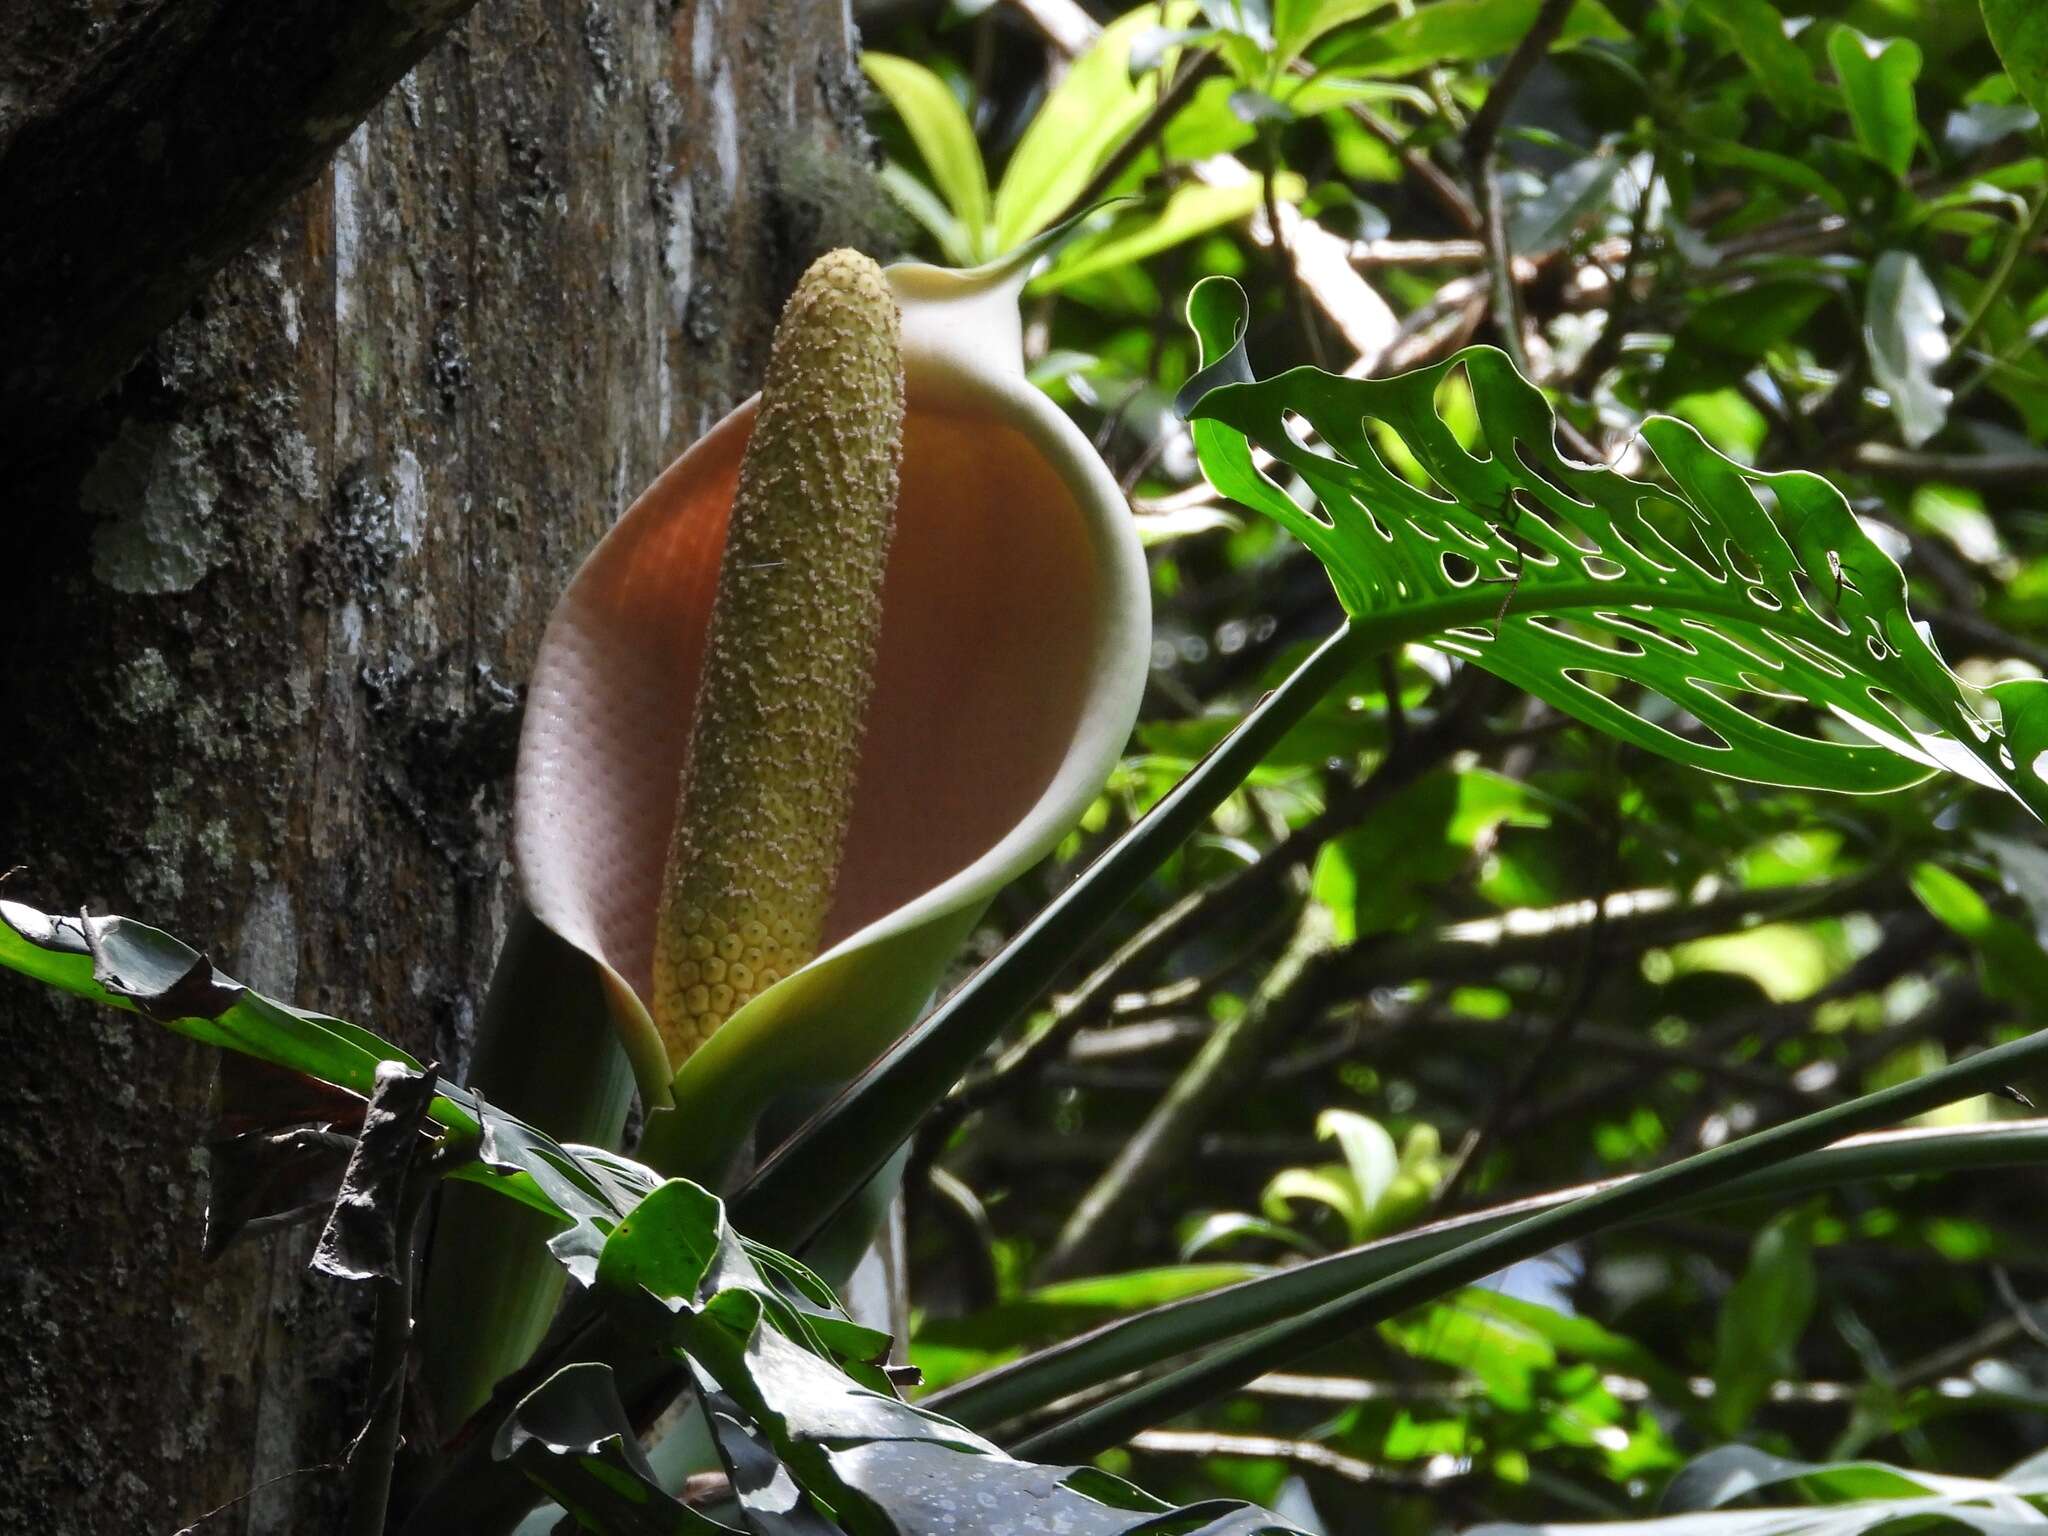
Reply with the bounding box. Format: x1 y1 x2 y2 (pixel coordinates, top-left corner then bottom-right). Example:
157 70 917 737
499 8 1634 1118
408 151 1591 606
312 1062 439 1283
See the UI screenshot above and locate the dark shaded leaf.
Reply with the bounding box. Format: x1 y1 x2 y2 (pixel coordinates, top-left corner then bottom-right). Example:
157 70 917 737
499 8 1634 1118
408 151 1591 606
497 1363 736 1535
701 1387 841 1536
693 1293 1312 1536
1709 1208 1818 1434
1983 0 2048 120
313 1061 439 1283
204 1123 356 1258
1689 0 1830 119
1507 153 1623 255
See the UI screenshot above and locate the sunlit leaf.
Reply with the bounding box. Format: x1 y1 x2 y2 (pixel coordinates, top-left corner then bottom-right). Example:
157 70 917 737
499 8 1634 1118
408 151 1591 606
1182 276 2048 818
1866 250 1952 448
994 6 1189 251
862 53 993 257
1315 0 1626 75
1829 27 1923 177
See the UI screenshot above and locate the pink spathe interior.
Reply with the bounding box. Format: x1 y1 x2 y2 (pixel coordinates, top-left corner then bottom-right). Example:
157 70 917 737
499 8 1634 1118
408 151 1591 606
516 398 1102 1010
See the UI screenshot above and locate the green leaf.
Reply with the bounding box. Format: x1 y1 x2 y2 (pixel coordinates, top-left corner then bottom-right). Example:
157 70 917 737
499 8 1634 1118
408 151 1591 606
1273 0 1395 64
1686 138 1847 214
993 6 1180 251
1909 861 2048 1002
1035 176 1296 292
862 53 992 256
877 161 977 267
687 1288 1315 1536
1316 0 1627 75
1709 1208 1818 1434
1667 281 1835 389
499 1364 735 1535
596 1178 729 1312
1471 1444 2048 1536
990 1036 2048 1459
1829 26 1923 177
1866 250 1952 447
1181 276 2048 818
926 1120 2048 1435
0 899 412 1100
1983 0 2048 120
1688 0 1831 120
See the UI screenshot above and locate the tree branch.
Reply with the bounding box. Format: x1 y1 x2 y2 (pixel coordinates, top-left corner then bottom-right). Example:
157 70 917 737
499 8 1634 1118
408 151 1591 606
0 0 485 453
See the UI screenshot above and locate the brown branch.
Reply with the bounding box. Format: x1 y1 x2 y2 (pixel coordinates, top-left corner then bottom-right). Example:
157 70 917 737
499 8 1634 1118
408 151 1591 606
1848 442 2048 486
1129 1429 1465 1488
0 0 485 453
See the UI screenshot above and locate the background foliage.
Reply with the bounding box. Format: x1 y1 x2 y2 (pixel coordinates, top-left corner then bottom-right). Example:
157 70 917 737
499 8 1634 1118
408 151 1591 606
8 0 2048 1531
855 0 2048 1531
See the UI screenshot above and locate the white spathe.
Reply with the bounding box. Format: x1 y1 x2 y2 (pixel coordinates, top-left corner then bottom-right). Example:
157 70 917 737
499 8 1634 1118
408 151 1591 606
512 257 1150 1167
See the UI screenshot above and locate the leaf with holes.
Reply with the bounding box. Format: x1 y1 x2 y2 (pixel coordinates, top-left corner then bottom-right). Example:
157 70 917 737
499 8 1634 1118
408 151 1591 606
1179 276 2048 818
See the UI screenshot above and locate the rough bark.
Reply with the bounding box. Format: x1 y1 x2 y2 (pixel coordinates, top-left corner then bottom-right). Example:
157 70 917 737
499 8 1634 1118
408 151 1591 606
0 0 493 447
0 1 890 1529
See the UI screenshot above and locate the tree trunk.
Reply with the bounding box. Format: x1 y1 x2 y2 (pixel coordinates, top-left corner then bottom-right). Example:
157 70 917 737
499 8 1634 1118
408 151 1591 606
0 2 883 1529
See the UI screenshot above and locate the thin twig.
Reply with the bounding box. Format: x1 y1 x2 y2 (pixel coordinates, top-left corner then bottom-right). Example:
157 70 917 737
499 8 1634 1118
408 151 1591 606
1848 441 2048 486
1950 191 2048 366
1039 904 1342 1282
1130 1429 1466 1488
1432 779 1620 1208
1064 51 1223 222
946 683 1484 1122
1461 0 1577 373
1263 123 1331 370
344 1176 435 1536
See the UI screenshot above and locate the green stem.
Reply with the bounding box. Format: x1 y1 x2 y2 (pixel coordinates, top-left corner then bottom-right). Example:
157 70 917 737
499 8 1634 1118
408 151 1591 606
731 621 1375 1253
1950 189 2048 367
399 621 1376 1536
1014 1027 2048 1459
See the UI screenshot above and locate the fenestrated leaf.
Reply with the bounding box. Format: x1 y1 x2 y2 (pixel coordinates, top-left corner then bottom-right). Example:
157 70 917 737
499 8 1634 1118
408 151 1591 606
1180 276 2048 819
